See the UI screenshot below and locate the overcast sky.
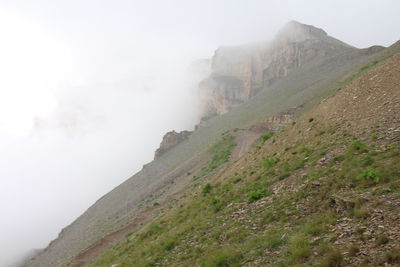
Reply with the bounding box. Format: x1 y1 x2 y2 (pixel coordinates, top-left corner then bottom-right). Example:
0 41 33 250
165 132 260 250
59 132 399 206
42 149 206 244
0 0 399 265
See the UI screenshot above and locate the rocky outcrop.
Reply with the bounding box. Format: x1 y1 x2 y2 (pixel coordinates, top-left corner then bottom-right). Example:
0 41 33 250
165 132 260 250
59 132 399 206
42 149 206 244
199 21 353 119
250 113 294 133
154 130 192 159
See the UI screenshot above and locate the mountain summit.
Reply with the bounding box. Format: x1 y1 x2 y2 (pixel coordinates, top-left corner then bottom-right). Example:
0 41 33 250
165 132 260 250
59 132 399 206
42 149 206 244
275 20 328 42
198 21 356 120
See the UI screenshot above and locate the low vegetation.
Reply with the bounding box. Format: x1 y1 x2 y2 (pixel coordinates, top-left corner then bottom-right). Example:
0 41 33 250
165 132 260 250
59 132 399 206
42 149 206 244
90 55 400 266
91 116 400 266
194 133 236 179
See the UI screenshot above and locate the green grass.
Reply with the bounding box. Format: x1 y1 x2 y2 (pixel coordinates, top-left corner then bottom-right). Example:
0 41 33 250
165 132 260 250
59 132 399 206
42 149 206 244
90 122 400 267
247 189 267 203
196 133 236 179
260 132 274 142
337 60 379 87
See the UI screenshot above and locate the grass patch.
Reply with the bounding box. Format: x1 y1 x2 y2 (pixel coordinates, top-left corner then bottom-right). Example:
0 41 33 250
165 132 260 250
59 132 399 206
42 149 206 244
200 247 243 267
260 132 274 142
286 235 311 264
197 134 236 178
248 189 267 203
337 60 379 86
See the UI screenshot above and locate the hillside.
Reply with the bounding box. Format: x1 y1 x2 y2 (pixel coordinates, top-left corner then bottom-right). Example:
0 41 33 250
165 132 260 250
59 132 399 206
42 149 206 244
91 53 400 266
27 22 398 267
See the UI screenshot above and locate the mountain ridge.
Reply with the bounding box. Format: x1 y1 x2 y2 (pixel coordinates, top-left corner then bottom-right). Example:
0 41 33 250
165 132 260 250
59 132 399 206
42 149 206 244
199 21 362 119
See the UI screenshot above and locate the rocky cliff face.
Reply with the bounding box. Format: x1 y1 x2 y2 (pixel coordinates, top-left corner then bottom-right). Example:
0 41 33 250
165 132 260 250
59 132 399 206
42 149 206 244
154 130 192 159
199 21 352 119
249 113 294 133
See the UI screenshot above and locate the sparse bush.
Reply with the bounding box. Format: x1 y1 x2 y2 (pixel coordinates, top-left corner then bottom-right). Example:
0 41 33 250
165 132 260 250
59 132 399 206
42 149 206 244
349 140 368 154
162 237 177 251
261 132 274 142
248 189 267 203
361 155 374 166
357 168 380 184
309 118 314 122
203 183 212 195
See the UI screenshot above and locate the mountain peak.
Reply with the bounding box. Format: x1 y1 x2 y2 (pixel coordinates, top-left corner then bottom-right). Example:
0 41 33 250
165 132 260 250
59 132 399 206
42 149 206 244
275 20 328 43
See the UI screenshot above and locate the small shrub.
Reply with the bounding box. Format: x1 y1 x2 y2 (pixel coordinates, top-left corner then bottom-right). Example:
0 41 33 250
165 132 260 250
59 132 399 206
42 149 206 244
349 140 368 154
248 189 267 203
361 155 374 166
309 118 314 122
357 168 380 184
163 238 177 251
210 198 219 206
261 132 274 142
203 183 212 195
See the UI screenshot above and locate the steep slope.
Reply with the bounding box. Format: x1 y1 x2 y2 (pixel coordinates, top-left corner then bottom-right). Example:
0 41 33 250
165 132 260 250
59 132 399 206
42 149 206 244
91 53 400 267
27 24 391 267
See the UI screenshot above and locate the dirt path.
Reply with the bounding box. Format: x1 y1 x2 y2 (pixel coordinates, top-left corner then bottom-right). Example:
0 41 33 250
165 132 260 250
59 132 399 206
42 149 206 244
65 211 151 267
64 131 259 267
64 156 206 267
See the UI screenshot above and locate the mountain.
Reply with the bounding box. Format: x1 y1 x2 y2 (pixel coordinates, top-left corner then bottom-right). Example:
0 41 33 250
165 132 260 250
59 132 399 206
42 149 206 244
90 51 400 267
27 22 399 266
198 21 357 119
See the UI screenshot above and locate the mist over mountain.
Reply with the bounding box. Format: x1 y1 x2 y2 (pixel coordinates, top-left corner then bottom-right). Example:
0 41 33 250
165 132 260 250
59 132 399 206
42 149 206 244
1 1 400 267
26 19 400 266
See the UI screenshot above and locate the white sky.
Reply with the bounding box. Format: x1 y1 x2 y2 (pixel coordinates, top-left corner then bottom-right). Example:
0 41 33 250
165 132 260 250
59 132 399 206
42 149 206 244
0 0 399 265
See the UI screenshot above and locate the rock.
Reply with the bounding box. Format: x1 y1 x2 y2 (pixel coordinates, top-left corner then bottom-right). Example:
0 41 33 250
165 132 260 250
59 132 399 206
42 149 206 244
154 130 192 159
199 21 349 119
